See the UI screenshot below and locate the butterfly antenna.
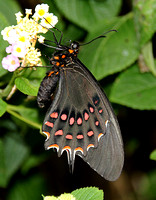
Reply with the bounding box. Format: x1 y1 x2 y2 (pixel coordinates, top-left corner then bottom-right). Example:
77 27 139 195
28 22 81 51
43 18 63 45
80 29 117 46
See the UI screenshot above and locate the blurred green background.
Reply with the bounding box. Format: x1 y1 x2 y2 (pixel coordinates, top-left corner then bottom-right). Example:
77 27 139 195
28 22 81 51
0 0 156 200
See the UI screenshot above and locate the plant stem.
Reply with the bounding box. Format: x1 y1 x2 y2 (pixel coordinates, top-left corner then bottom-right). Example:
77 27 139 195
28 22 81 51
7 107 41 129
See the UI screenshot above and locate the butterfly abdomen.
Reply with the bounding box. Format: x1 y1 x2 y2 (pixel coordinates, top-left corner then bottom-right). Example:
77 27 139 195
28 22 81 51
37 70 59 108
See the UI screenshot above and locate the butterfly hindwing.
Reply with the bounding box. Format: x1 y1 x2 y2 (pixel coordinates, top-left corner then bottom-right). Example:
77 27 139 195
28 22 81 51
41 59 124 181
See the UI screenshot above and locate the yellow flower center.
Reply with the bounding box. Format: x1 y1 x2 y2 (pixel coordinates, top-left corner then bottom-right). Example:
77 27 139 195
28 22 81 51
38 9 45 16
45 16 52 24
16 47 21 53
19 36 26 42
11 60 16 65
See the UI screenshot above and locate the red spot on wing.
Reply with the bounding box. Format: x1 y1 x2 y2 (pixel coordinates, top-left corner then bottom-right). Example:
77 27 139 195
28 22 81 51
77 135 84 139
89 107 94 113
61 114 67 121
99 109 103 114
69 117 75 125
77 117 82 125
94 100 98 104
66 134 73 140
84 112 89 121
50 112 58 118
55 130 63 136
45 121 54 128
95 121 99 126
87 131 94 137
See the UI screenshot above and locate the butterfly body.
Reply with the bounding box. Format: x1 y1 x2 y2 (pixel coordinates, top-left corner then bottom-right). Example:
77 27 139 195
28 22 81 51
37 41 124 181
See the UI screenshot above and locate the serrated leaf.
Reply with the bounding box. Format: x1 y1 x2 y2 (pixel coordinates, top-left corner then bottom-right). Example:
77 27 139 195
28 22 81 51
150 150 156 161
55 0 121 31
15 77 39 96
79 15 139 79
134 0 156 45
110 64 156 110
0 98 7 117
72 187 103 200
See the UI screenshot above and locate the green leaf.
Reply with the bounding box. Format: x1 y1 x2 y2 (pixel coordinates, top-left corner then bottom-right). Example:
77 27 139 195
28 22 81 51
55 0 121 31
0 139 7 187
21 155 47 174
142 42 156 76
150 150 156 161
15 77 39 96
134 0 156 45
72 187 103 200
7 175 46 200
110 64 156 110
0 134 29 187
0 0 21 25
79 14 139 79
0 98 7 116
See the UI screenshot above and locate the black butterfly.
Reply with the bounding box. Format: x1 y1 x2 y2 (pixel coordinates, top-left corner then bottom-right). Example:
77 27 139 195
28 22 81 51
37 30 124 181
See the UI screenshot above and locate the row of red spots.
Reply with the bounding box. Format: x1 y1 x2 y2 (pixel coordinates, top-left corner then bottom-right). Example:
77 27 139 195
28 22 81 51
77 117 82 125
61 114 67 121
98 109 103 114
95 120 99 126
89 106 94 113
87 130 94 137
66 134 73 140
50 112 58 118
45 121 54 128
94 100 99 105
77 134 84 139
84 112 89 121
55 129 63 136
69 117 74 125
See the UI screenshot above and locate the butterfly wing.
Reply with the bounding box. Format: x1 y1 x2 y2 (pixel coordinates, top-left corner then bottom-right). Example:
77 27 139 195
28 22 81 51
42 59 124 181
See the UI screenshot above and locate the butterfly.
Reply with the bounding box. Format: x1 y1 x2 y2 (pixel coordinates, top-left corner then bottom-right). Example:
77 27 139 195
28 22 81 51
37 29 124 181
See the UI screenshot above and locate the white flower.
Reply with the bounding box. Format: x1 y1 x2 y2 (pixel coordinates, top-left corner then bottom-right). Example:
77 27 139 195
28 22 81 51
2 54 20 72
1 26 16 43
35 3 49 18
15 12 23 23
40 13 58 28
38 35 45 43
12 42 27 58
25 9 32 15
17 31 30 47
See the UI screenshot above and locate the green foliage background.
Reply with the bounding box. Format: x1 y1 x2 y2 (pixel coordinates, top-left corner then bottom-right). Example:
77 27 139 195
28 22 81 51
0 0 156 200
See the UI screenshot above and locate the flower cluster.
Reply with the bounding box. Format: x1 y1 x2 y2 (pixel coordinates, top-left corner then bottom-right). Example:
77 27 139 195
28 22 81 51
1 4 58 72
44 193 76 200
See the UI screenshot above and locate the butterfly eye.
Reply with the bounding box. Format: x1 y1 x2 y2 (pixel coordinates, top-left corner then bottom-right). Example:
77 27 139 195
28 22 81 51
71 42 79 49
